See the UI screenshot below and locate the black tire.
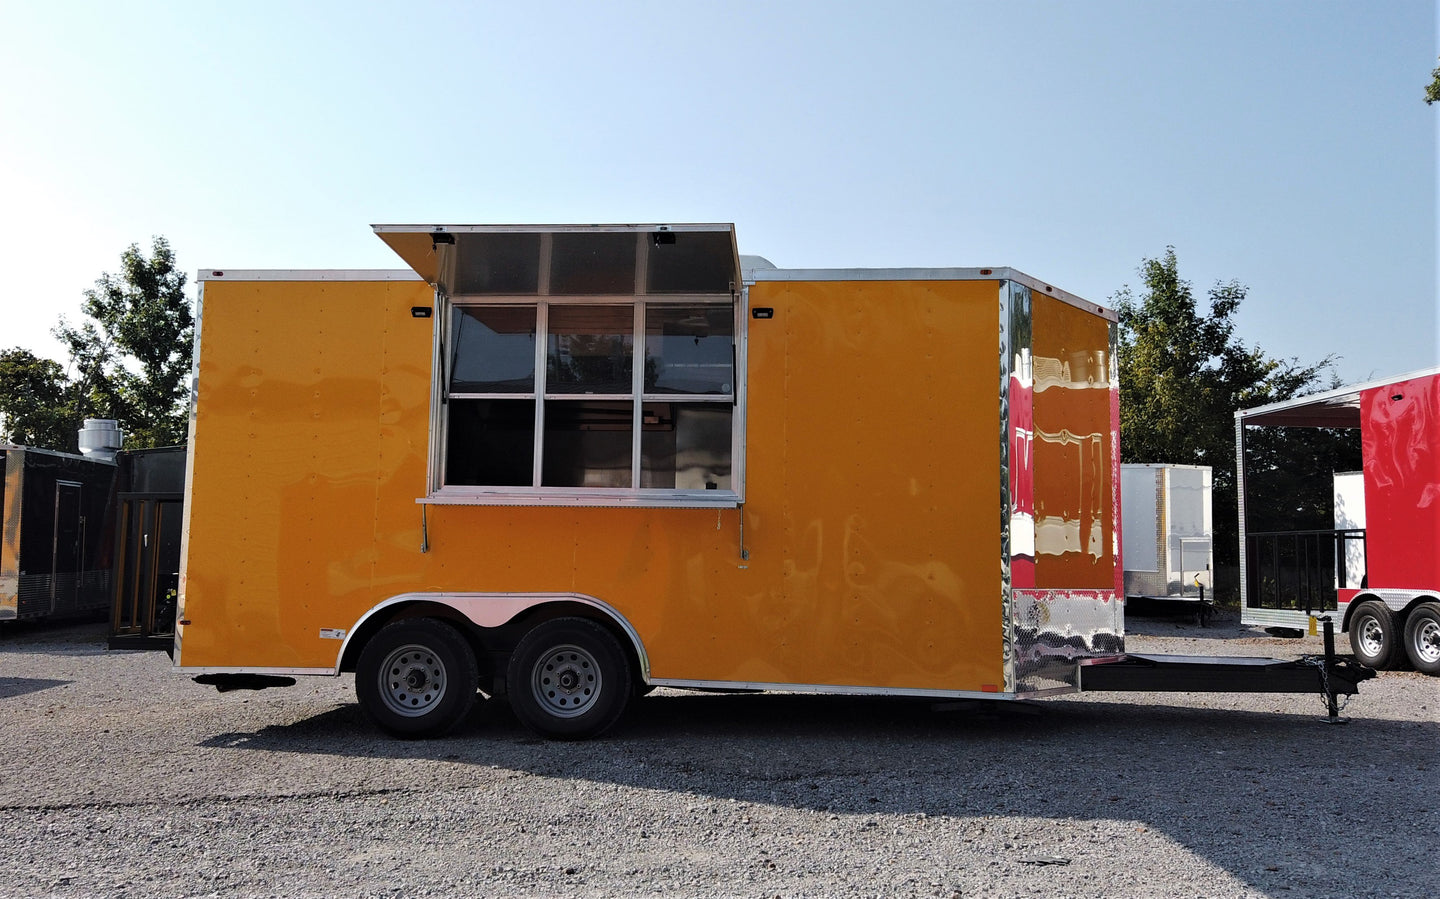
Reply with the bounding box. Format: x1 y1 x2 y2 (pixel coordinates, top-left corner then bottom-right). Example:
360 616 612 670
1402 602 1440 675
507 617 632 740
1348 600 1402 670
356 618 478 738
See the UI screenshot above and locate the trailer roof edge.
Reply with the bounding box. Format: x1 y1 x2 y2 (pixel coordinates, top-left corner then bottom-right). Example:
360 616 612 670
197 270 423 282
1236 363 1440 427
746 266 1115 322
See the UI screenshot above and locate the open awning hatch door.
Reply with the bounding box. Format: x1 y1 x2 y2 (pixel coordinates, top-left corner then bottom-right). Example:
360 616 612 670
372 223 741 298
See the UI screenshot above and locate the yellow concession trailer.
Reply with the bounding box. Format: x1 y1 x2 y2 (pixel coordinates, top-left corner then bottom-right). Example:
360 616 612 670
178 223 1128 739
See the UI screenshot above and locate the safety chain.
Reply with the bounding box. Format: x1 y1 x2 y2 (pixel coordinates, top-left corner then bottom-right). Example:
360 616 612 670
1302 656 1352 716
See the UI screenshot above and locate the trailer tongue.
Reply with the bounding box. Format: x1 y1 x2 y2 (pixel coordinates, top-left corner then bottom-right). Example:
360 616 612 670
1079 620 1374 723
1081 653 1372 696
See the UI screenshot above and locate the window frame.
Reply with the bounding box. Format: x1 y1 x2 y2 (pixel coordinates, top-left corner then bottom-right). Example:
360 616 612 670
425 290 746 508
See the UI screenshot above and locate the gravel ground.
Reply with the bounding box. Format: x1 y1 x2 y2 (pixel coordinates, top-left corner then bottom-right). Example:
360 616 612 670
0 610 1434 899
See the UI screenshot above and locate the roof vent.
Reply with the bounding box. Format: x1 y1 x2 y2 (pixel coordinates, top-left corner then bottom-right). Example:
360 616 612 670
78 419 124 462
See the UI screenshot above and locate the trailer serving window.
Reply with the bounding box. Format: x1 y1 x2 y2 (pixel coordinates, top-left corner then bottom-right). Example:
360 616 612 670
374 224 743 507
443 298 736 494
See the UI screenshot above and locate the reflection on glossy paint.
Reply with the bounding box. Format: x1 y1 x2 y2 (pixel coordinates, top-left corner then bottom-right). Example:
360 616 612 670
1032 427 1107 560
1008 344 1036 580
1030 294 1117 590
1033 350 1109 392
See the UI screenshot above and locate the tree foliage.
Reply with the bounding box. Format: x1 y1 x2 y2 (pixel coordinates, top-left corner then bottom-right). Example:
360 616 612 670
1113 248 1350 599
0 349 75 449
0 237 193 452
1427 57 1440 105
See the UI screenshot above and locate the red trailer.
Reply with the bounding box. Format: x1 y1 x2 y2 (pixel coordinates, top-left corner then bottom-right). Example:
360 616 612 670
1236 367 1440 673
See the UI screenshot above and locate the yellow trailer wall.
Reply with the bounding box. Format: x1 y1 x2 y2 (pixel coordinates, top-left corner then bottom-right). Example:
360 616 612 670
180 276 1006 690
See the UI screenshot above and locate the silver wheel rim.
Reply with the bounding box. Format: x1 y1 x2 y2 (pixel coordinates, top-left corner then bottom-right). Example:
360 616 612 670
530 643 602 719
1413 618 1440 665
377 643 448 718
1357 615 1385 656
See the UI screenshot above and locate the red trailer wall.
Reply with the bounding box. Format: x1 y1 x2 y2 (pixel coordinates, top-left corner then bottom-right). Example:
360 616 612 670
1361 372 1440 589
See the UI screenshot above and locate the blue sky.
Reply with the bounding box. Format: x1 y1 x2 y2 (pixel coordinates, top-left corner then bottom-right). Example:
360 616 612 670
2 1 1435 386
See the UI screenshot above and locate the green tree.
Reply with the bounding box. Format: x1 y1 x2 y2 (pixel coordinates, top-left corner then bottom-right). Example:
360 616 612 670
1113 248 1343 602
0 349 77 448
1427 57 1440 104
0 237 193 452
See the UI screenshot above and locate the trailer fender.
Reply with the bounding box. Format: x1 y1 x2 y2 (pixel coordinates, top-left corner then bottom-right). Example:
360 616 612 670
336 592 650 681
1342 591 1440 631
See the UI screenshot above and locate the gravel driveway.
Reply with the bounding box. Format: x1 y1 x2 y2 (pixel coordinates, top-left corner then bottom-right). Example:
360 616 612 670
0 611 1433 898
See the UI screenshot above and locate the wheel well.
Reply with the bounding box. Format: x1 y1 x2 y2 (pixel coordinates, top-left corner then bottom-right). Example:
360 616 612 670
1410 595 1440 610
1342 595 1382 632
1401 595 1440 622
494 601 647 688
339 601 479 673
338 599 646 689
1342 594 1438 632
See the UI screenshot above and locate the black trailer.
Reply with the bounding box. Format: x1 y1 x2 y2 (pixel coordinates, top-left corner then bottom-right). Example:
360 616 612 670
108 446 187 650
1 446 118 622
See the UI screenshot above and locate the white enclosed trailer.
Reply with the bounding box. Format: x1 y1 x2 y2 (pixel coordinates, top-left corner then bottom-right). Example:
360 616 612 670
1120 464 1213 618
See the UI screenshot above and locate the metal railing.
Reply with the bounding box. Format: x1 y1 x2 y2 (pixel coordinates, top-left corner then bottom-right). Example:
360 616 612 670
1245 529 1366 612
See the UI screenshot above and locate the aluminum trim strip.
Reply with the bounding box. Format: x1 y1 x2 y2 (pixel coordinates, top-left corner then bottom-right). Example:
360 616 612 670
416 493 741 509
173 279 206 667
372 222 735 235
1239 606 1319 629
1109 319 1123 599
176 666 335 676
197 269 422 282
1342 589 1440 613
999 280 1018 692
1236 416 1249 615
647 678 1060 701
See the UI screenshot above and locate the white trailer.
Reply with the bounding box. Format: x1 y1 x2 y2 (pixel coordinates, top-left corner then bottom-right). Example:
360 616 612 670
1120 464 1213 620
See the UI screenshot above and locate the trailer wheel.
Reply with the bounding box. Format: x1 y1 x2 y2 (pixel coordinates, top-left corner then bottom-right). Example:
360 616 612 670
1348 600 1402 670
1402 602 1440 675
507 617 632 740
356 618 478 739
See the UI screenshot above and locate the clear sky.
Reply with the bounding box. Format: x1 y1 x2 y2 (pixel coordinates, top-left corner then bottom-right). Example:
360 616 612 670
2 1 1435 386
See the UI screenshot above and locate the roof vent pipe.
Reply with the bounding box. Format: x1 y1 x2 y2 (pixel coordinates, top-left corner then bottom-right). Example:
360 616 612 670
78 419 124 463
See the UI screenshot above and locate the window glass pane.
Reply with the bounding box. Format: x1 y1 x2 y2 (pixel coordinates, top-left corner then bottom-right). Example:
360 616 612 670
547 305 634 395
641 403 732 490
453 233 542 294
542 401 633 487
450 306 537 393
445 399 535 486
646 231 734 294
644 305 734 395
550 232 636 294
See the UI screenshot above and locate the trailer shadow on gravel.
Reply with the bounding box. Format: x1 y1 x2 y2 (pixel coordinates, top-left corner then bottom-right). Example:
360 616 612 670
0 676 72 699
198 688 1435 896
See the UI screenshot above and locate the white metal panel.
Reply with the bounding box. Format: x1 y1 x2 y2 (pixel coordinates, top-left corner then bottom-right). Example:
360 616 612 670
1334 471 1366 588
1120 465 1160 572
1167 466 1213 586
